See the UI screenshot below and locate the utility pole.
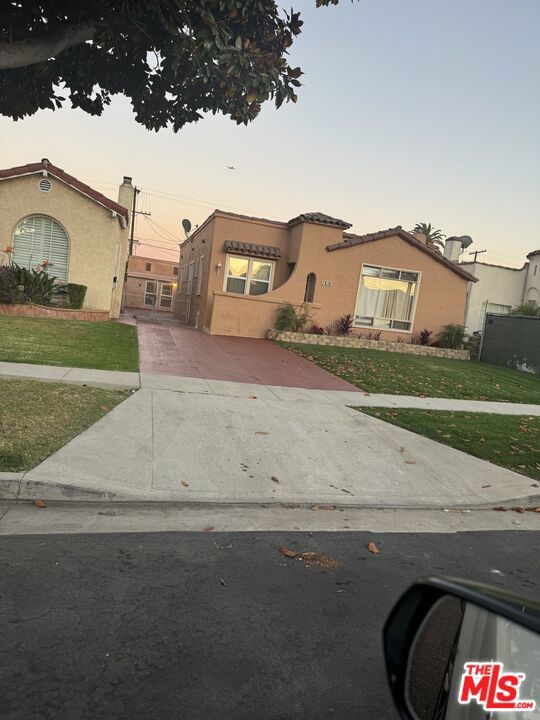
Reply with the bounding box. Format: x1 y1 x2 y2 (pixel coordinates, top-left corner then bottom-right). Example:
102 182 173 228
129 187 151 256
468 249 487 262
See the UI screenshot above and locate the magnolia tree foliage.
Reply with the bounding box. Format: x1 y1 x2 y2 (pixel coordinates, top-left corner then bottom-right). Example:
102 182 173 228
0 0 345 131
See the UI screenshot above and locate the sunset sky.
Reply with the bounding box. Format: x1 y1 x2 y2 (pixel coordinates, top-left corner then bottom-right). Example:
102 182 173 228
1 0 538 266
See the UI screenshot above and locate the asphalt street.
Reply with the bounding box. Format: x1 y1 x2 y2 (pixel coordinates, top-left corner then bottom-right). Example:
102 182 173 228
1 530 539 720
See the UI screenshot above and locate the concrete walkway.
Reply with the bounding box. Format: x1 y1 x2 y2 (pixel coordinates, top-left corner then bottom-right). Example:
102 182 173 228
2 381 538 508
0 361 139 390
1 361 539 415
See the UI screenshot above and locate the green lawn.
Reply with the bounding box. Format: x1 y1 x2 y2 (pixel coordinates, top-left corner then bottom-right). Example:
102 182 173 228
280 343 540 403
0 378 129 471
0 317 139 371
359 407 540 482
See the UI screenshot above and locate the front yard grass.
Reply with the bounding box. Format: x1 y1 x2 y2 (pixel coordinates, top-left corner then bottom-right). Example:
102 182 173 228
280 343 540 403
359 407 540 481
0 378 130 471
0 317 139 371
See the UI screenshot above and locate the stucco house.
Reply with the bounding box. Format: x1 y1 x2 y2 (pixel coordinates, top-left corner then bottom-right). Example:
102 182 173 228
462 251 540 333
124 255 179 312
174 209 477 338
0 159 134 318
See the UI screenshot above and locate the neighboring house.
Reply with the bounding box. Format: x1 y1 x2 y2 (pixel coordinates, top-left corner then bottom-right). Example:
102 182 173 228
174 209 477 338
124 255 179 312
461 250 540 333
0 159 133 318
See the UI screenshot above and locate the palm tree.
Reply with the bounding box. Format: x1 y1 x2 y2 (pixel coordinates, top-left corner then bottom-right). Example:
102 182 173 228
413 222 446 249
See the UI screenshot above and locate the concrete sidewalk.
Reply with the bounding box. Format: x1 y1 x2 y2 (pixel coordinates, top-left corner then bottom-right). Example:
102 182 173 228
3 387 538 508
1 362 539 415
0 361 140 390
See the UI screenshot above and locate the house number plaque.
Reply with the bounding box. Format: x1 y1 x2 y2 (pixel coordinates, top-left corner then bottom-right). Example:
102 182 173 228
320 280 333 287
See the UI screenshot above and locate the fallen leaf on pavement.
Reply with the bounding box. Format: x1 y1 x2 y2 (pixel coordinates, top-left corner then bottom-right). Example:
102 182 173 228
100 405 109 412
34 499 46 508
256 431 269 436
481 484 491 489
203 525 215 532
271 476 280 484
399 447 405 453
404 460 416 465
493 507 507 512
279 545 298 558
249 396 258 400
534 508 540 513
181 481 189 487
219 578 227 586
511 506 525 513
368 542 380 555
299 552 340 570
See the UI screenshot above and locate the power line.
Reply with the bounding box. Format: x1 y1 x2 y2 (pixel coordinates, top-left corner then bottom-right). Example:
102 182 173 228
146 216 182 243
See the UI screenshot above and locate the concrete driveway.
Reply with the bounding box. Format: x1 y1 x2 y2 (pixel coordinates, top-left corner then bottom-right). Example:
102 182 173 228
20 374 538 507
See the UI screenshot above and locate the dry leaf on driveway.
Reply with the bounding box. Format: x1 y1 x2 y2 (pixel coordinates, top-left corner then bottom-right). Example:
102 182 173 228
34 499 46 508
203 525 215 532
368 542 380 555
181 481 189 487
279 545 298 558
404 460 416 465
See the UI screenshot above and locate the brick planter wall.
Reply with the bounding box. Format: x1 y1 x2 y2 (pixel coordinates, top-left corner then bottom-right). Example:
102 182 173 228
0 303 110 322
269 330 470 360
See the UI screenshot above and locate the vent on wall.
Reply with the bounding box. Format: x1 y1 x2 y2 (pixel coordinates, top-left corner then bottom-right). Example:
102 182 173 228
39 178 52 192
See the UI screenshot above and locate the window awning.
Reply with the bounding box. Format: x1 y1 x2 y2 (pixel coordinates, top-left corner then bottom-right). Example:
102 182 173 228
223 240 281 259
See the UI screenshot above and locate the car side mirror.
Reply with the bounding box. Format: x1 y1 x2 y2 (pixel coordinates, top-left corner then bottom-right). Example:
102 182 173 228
384 577 540 719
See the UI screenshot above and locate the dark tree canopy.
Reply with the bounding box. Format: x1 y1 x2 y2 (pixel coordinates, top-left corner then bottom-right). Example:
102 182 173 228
0 0 344 131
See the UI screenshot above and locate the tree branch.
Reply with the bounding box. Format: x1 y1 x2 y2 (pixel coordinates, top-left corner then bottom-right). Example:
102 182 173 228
0 23 97 70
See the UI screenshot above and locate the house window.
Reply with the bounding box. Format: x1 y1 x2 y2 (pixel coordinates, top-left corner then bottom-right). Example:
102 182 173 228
196 256 204 295
160 283 173 308
146 262 152 272
355 264 419 331
224 256 274 296
12 215 69 281
145 280 157 306
304 273 316 303
173 266 179 276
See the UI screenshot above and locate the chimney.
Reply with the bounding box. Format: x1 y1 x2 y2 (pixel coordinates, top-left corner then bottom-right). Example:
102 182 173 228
118 175 135 228
444 237 462 263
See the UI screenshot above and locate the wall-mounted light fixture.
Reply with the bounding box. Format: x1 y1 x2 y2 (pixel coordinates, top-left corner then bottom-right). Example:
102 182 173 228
216 262 223 273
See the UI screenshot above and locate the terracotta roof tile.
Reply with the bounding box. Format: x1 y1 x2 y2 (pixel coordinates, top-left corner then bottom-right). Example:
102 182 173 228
223 240 281 259
326 226 478 282
0 161 129 221
288 212 352 229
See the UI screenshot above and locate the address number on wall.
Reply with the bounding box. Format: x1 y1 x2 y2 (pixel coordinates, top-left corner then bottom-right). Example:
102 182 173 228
320 280 333 287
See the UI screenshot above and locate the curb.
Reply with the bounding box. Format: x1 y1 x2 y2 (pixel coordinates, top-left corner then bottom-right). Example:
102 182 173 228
2 478 539 511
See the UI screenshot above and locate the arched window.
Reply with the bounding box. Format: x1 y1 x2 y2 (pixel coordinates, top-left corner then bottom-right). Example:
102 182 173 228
304 272 316 303
12 215 70 281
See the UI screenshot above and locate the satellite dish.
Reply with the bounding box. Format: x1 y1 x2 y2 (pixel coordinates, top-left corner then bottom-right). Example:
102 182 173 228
460 235 473 249
182 218 192 237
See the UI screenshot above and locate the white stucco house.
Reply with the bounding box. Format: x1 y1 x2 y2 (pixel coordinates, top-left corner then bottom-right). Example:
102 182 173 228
461 250 540 333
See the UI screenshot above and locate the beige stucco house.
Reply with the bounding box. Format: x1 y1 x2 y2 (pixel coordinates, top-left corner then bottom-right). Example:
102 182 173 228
174 209 477 338
124 255 179 312
0 159 133 318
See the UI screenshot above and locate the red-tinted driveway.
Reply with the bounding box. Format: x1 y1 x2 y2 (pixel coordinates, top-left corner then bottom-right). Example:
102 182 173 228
137 321 359 391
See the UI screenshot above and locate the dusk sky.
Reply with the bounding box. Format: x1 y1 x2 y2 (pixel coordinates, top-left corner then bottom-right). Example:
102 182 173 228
1 0 538 265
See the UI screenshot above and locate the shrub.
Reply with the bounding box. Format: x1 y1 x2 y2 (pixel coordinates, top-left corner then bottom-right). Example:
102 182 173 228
417 328 433 346
308 324 325 335
510 303 540 317
0 264 60 305
324 321 337 336
275 303 311 332
394 335 407 344
67 283 87 309
335 314 354 336
365 329 382 340
438 323 465 349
